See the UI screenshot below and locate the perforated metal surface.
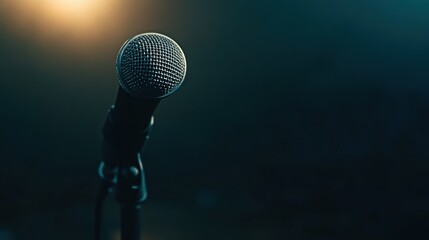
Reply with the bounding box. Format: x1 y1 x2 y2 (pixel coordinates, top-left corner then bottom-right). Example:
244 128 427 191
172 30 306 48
116 33 187 98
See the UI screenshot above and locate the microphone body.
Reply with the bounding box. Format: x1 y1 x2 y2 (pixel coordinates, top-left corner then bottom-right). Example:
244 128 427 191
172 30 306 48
102 88 159 168
99 32 187 204
96 32 186 240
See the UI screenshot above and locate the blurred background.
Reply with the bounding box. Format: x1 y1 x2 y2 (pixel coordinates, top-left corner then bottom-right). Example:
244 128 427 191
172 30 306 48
0 0 428 239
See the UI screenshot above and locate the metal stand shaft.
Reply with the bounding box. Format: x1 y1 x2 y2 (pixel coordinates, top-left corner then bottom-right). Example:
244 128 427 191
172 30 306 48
121 204 142 240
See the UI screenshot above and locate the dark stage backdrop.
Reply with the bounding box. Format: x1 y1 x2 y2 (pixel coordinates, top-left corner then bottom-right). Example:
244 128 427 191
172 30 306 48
0 1 428 239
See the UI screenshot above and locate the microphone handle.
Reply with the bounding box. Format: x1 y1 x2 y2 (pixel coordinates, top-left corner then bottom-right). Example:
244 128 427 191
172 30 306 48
102 88 159 169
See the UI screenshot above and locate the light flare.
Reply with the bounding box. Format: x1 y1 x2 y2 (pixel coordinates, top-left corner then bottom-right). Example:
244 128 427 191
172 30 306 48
0 0 136 52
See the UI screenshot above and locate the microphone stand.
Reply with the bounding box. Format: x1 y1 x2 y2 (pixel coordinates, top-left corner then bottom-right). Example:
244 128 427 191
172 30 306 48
98 115 154 240
116 152 147 240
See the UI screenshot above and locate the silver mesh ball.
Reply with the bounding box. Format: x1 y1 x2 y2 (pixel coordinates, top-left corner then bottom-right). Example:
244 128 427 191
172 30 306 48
116 33 187 99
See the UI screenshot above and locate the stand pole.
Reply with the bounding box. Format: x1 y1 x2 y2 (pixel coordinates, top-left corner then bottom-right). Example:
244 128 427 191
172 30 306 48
121 204 141 240
115 152 148 240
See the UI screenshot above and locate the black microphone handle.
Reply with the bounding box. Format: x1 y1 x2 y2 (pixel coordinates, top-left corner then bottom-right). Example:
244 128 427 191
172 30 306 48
102 87 159 169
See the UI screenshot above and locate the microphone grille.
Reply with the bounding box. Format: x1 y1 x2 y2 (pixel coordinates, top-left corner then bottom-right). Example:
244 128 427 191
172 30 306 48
116 33 187 99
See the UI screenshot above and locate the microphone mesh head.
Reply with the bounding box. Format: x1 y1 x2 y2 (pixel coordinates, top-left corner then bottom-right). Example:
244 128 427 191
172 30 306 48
116 33 187 99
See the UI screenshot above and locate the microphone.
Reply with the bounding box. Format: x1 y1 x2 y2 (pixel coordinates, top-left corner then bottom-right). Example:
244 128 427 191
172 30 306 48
96 33 186 240
101 33 187 169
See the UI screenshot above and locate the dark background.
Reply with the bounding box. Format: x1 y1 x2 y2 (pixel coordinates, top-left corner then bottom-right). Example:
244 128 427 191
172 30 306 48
0 1 428 239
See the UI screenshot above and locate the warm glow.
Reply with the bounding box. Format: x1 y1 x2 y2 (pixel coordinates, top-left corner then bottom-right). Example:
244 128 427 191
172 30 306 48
49 0 95 13
0 0 160 60
0 0 147 53
45 0 106 25
41 0 114 37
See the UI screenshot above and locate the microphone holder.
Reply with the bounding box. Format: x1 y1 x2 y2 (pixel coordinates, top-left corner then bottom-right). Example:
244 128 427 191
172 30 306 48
98 153 147 240
116 152 147 240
